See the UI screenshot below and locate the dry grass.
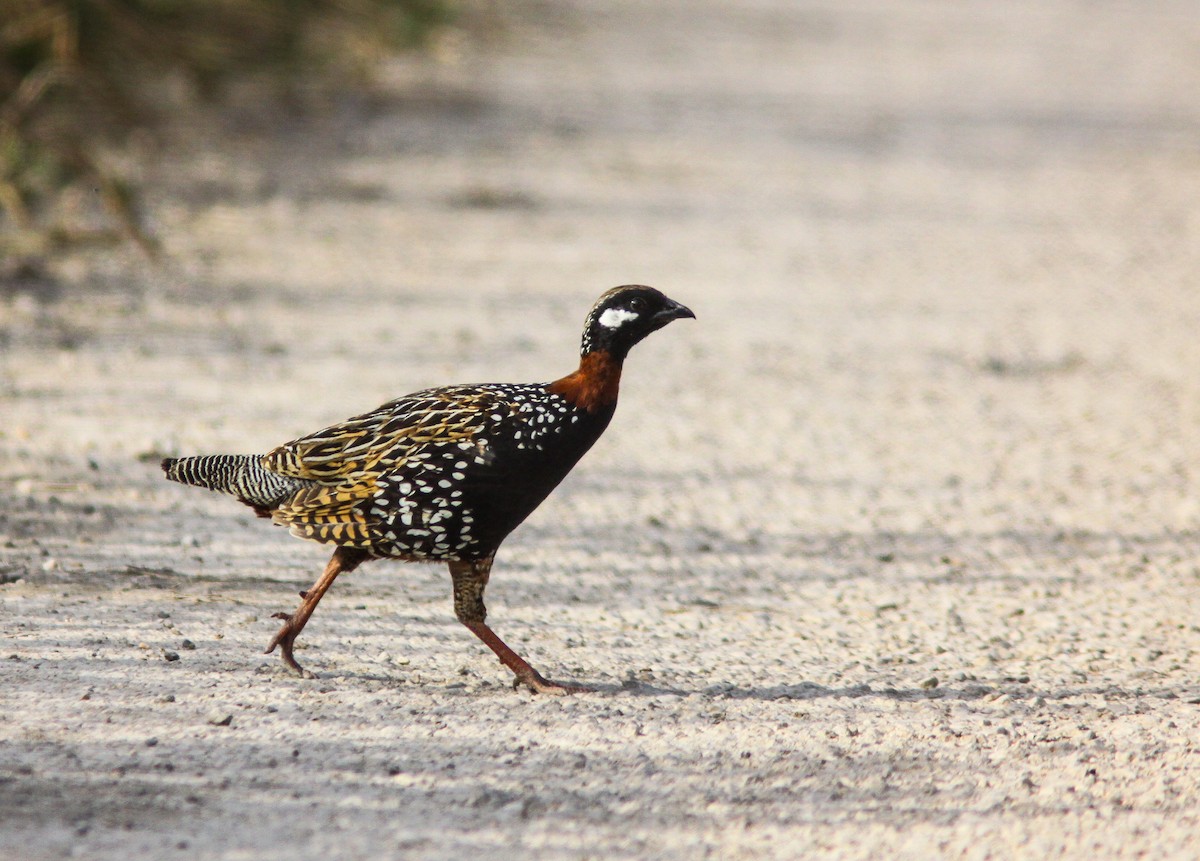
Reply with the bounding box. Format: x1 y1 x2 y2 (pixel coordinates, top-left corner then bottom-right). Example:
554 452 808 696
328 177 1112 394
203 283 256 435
0 0 450 259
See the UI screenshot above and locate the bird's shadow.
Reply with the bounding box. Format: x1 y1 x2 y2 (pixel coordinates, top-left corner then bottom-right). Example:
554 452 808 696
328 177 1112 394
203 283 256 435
615 679 1200 704
248 662 1200 706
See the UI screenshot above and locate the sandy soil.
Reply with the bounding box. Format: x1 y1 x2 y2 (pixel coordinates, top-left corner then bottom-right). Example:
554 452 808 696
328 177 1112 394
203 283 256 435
3 1 1200 858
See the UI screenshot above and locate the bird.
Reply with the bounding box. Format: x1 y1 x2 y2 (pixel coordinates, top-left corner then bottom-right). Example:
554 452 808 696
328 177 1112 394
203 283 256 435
161 285 694 694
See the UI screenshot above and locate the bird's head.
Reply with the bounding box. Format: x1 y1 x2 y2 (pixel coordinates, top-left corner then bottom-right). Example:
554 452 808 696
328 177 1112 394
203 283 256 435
579 285 695 360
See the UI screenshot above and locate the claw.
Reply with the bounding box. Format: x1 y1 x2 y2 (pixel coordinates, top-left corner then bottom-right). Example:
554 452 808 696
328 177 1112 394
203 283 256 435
513 667 594 696
258 547 367 679
265 614 306 675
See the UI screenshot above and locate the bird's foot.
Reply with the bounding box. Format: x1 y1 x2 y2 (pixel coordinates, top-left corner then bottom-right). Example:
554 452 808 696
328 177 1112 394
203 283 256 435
513 667 595 696
265 612 312 677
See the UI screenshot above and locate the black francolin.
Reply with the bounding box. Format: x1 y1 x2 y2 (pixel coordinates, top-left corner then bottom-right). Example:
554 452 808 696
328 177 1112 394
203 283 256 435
162 285 694 694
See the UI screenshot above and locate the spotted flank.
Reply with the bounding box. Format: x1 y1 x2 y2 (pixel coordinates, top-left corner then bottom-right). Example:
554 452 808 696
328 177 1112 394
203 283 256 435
260 382 602 559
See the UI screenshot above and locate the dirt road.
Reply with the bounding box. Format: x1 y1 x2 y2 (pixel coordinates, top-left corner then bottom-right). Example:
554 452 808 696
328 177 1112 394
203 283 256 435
3 2 1200 858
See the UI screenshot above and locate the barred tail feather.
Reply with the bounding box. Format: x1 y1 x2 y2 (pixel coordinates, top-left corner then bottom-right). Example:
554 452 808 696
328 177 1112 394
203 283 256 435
161 454 303 514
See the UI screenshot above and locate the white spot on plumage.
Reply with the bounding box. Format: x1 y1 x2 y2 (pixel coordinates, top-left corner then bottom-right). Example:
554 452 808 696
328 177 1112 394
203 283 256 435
598 306 639 329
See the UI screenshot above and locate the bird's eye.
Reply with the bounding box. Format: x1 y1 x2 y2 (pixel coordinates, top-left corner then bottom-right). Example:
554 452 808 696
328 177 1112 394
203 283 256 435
628 297 647 313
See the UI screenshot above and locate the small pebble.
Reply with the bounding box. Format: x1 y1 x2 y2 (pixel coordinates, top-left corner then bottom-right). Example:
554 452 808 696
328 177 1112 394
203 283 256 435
206 711 233 727
163 650 180 662
919 676 939 690
180 639 196 651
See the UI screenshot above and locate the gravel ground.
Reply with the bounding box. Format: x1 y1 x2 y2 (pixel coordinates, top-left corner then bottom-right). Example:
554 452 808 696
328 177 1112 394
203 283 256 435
3 1 1200 858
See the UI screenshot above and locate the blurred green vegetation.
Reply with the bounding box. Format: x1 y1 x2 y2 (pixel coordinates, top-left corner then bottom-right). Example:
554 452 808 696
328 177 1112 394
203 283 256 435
0 0 452 258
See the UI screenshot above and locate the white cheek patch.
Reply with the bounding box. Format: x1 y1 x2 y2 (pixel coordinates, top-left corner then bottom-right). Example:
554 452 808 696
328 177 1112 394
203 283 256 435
598 306 640 329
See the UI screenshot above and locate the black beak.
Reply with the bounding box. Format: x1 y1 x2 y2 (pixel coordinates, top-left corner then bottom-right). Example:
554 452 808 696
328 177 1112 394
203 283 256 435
655 301 696 323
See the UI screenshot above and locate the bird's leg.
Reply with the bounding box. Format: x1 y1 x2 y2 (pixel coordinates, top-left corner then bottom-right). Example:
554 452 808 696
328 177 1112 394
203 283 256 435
265 546 369 675
449 557 593 695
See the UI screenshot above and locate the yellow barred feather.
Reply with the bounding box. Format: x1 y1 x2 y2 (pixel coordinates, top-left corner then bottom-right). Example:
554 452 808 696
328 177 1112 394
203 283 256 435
261 387 518 549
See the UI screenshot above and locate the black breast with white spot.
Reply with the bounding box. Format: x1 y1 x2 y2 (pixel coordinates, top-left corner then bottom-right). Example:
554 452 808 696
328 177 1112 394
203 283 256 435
355 382 614 560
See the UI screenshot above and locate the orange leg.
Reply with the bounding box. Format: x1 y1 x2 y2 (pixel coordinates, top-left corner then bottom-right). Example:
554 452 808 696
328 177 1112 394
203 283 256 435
449 556 593 695
265 546 369 675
